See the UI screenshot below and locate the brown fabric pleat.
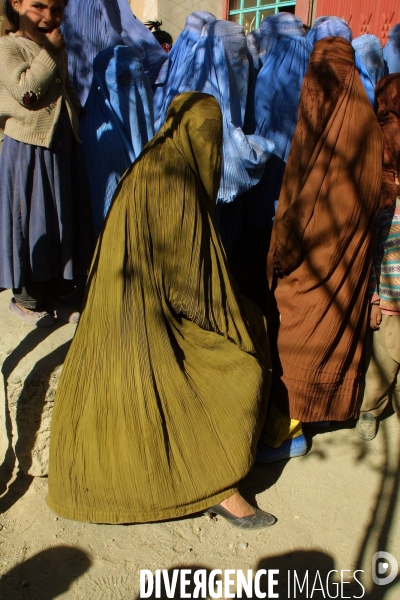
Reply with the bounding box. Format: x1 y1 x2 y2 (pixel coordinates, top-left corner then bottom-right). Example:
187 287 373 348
47 92 271 524
375 74 400 210
267 38 382 422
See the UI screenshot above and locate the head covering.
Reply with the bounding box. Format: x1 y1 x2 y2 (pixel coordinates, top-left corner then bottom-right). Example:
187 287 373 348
47 91 270 525
154 20 274 204
383 24 400 74
352 34 387 106
62 0 167 104
268 37 382 422
247 28 262 70
247 35 311 162
153 11 217 123
308 16 352 45
258 12 306 66
375 74 400 209
79 46 155 237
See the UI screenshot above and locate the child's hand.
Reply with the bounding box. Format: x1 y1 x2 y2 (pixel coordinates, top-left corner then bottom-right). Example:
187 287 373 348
370 304 382 330
43 28 66 55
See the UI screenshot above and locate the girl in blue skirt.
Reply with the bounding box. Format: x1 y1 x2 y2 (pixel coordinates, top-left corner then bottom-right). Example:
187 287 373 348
0 0 92 326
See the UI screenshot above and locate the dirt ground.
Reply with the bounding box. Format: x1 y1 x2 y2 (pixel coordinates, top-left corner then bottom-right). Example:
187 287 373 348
1 291 400 599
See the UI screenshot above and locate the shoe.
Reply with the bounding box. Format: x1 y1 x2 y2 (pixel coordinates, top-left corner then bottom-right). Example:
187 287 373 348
256 434 308 464
356 413 377 441
9 298 54 328
204 504 276 529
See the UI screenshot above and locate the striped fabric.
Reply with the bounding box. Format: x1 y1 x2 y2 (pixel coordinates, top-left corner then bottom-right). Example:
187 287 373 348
62 0 167 104
369 200 400 314
46 93 271 524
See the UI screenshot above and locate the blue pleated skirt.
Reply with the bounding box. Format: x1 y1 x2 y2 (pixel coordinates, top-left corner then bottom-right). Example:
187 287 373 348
0 113 93 289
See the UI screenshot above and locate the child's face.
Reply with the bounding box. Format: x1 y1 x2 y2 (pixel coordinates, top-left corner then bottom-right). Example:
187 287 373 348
11 0 65 44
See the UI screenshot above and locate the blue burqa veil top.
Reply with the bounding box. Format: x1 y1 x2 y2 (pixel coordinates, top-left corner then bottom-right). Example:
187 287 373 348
155 20 275 204
352 34 387 107
153 11 217 125
307 16 352 45
63 0 167 104
384 24 400 74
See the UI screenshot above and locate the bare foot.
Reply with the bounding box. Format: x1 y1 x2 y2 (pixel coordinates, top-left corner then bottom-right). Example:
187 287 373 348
220 492 255 518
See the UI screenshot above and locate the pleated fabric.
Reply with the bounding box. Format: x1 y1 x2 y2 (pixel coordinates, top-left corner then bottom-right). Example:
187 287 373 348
154 20 274 204
222 34 311 310
246 35 311 162
352 35 387 107
247 28 262 71
307 17 352 46
383 24 400 74
0 113 92 289
80 46 155 238
267 38 382 422
62 0 167 104
375 74 400 210
47 92 271 524
257 13 306 68
153 11 217 123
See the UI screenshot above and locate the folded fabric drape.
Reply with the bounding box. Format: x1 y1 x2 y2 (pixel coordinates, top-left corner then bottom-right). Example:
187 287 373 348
80 46 155 237
47 92 271 524
267 37 382 422
352 34 387 107
63 0 167 104
153 11 217 123
383 24 400 74
154 20 274 204
257 12 306 68
307 16 352 45
375 74 400 210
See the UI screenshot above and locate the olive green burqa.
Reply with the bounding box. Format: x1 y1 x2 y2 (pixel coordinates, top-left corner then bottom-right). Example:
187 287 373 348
47 92 271 523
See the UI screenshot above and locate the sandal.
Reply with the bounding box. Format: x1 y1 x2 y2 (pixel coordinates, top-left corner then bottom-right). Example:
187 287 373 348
9 298 54 328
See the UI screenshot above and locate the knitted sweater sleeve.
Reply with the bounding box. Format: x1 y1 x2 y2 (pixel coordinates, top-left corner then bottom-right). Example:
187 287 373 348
0 40 58 108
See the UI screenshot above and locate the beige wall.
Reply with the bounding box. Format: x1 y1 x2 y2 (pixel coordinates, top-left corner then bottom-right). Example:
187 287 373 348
129 0 222 42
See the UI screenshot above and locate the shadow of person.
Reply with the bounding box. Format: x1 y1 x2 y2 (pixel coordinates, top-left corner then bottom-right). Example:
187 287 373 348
254 550 399 600
1 337 72 513
1 322 65 497
239 460 288 508
0 545 91 600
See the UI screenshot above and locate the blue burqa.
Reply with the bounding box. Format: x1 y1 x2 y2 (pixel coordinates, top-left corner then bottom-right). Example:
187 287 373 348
384 24 400 74
308 16 352 45
352 34 387 107
153 11 217 125
155 20 274 205
80 46 155 237
217 25 310 309
63 0 167 104
257 12 306 67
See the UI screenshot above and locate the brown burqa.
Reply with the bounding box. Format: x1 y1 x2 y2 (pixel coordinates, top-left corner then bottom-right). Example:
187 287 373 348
267 37 382 422
375 73 400 210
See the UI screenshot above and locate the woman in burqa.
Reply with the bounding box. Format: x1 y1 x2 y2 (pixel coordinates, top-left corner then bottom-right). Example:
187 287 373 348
384 24 400 75
227 14 310 312
352 34 387 108
47 92 275 529
257 36 382 462
62 0 167 104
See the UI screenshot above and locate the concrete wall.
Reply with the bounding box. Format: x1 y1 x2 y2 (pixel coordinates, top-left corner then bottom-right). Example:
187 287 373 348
130 0 222 42
129 0 158 24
